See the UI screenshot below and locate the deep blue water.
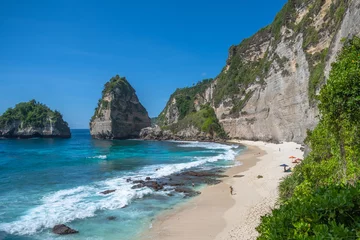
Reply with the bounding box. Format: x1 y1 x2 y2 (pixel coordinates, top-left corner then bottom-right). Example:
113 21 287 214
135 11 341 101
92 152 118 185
0 129 242 240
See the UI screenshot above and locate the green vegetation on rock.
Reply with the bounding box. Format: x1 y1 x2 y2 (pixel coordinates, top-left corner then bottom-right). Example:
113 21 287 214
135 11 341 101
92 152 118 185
294 0 348 103
157 79 228 138
91 75 134 122
157 0 350 140
157 79 212 126
258 0 348 103
174 79 212 120
163 104 227 139
165 0 349 119
102 75 134 95
0 99 65 128
257 37 360 239
213 27 271 109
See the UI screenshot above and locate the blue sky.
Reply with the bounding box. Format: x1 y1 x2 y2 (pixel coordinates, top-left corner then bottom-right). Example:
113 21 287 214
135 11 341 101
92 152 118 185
0 0 287 129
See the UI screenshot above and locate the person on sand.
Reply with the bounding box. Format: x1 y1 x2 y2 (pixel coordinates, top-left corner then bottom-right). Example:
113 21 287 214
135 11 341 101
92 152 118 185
230 186 234 195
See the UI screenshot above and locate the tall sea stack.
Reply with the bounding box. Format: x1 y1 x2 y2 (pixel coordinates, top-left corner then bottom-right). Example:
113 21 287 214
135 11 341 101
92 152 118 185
90 75 151 139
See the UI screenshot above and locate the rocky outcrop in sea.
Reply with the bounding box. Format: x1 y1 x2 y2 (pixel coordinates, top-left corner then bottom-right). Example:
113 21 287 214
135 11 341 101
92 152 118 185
90 75 151 139
0 100 71 139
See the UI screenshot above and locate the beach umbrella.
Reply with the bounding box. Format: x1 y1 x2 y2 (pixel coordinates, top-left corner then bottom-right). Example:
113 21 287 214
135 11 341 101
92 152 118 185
280 164 289 171
289 156 296 159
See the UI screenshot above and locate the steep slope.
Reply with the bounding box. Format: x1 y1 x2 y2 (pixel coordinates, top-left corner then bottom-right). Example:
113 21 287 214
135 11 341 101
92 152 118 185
0 100 71 138
147 79 227 141
158 0 360 143
90 75 151 139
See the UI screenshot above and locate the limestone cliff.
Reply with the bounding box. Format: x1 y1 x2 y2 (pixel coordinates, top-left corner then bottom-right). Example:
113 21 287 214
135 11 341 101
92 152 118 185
158 0 360 143
0 100 71 138
90 75 151 139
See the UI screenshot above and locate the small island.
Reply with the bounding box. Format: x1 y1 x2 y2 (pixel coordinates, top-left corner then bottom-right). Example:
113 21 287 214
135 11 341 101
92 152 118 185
0 100 71 138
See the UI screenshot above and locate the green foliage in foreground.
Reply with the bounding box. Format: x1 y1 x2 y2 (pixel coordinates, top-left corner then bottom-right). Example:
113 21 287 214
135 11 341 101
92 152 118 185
258 184 360 239
164 104 227 139
257 37 360 239
0 99 64 128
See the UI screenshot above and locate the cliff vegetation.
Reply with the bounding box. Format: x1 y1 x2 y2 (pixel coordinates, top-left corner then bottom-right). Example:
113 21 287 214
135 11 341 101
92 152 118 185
157 79 228 138
163 104 227 139
0 99 66 128
90 75 137 122
257 36 360 239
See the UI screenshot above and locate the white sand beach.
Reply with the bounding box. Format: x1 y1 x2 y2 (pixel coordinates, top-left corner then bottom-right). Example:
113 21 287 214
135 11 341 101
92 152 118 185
143 140 304 240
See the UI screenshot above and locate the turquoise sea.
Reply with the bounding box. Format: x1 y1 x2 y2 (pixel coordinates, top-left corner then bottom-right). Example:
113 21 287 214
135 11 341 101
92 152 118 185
0 129 243 240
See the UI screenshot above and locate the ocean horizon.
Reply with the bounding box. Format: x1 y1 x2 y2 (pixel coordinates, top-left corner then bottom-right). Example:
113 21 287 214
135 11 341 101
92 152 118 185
0 129 243 240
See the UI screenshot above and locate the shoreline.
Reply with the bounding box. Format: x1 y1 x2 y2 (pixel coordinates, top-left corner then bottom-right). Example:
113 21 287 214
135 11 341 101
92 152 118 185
142 140 303 240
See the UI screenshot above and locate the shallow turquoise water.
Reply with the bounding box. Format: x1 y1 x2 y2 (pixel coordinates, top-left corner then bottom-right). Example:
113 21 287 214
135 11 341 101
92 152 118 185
0 129 242 240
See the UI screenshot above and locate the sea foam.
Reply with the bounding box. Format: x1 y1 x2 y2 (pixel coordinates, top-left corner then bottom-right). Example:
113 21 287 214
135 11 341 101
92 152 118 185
87 155 107 159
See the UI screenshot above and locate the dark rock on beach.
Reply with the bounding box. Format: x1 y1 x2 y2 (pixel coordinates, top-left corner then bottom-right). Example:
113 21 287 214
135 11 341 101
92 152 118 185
167 181 185 186
130 168 228 199
174 187 201 197
133 180 144 184
145 181 164 191
100 189 116 195
52 224 78 235
132 184 143 189
132 181 164 191
180 171 228 178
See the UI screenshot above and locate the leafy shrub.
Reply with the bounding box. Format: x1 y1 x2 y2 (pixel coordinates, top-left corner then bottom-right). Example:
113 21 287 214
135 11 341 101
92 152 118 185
257 183 360 239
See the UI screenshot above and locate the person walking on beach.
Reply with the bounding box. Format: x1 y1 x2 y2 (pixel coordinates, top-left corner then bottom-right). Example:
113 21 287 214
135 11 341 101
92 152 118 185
230 186 234 195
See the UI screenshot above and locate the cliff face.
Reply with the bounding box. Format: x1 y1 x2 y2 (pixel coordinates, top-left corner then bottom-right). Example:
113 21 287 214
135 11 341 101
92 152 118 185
155 81 227 141
158 0 360 143
90 75 151 139
0 100 71 138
